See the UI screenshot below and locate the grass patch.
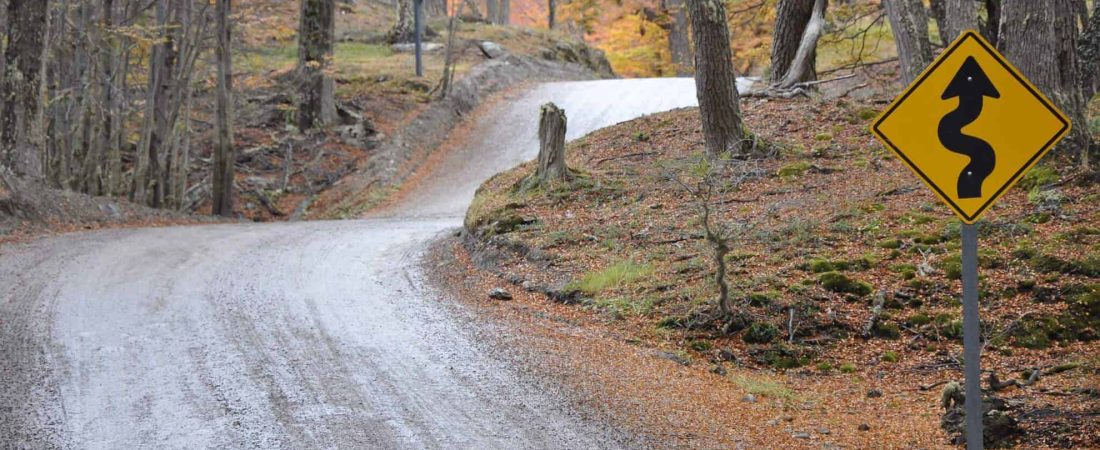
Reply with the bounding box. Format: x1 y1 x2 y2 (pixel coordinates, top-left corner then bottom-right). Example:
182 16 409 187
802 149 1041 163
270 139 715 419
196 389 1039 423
567 261 653 295
731 374 797 402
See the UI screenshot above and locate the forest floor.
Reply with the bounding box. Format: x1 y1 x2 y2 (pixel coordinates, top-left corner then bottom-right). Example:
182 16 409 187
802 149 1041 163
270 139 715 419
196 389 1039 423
456 96 1100 448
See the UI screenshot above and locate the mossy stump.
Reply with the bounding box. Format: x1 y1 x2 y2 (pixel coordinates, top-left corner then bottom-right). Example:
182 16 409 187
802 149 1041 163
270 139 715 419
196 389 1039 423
536 102 571 185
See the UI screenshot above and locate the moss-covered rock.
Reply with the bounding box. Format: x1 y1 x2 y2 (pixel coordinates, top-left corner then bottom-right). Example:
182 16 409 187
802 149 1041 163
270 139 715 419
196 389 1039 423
819 271 873 296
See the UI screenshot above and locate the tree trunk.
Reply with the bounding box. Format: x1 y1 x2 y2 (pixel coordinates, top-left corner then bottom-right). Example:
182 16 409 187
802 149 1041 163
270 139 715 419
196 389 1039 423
536 103 568 184
388 0 415 42
664 0 692 76
770 0 815 83
213 0 235 216
1 0 50 180
884 0 933 84
1001 0 1090 156
943 0 977 43
1078 2 1100 101
548 0 555 29
981 0 1000 48
486 0 498 24
685 0 746 158
498 0 510 24
298 0 337 130
776 0 826 89
928 0 947 43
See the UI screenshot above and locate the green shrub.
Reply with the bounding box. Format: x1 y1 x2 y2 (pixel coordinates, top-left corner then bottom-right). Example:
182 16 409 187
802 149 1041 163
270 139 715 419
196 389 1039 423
839 363 857 373
872 321 902 339
882 351 899 363
816 362 834 372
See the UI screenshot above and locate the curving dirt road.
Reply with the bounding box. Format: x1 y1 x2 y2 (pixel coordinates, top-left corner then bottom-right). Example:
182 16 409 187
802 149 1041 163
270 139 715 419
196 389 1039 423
0 78 710 449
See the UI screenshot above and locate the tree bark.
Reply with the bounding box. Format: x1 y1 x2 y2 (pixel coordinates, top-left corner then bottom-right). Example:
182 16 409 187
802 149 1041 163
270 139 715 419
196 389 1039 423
548 0 555 29
388 0 415 42
928 0 947 43
486 0 498 24
498 0 510 25
213 0 235 216
1000 0 1090 156
1078 2 1100 101
536 103 569 184
664 0 692 76
980 0 1000 48
685 0 746 158
298 0 337 130
776 0 826 89
884 0 933 84
943 0 977 43
1 0 50 180
770 0 815 83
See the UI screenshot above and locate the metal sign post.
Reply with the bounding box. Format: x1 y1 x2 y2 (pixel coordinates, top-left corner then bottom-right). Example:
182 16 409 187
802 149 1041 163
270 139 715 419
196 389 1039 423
414 0 424 77
961 223 982 449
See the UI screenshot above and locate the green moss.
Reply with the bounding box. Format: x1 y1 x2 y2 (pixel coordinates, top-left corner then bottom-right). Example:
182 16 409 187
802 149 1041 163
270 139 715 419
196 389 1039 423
892 263 917 280
882 351 899 363
907 313 932 326
743 322 779 344
747 292 774 307
1012 245 1037 260
688 339 712 352
815 132 834 141
856 107 879 121
878 239 902 249
778 161 813 178
819 272 873 296
872 321 901 339
839 363 857 373
810 259 837 273
816 362 834 372
1018 165 1058 190
758 344 805 369
1032 254 1100 277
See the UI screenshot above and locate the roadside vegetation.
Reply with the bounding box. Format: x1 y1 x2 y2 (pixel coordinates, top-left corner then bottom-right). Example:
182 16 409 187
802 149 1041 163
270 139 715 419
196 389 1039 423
465 100 1100 447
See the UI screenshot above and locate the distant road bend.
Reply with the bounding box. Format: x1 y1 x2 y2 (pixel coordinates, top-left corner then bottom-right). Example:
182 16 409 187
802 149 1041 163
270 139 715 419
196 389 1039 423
0 78 731 449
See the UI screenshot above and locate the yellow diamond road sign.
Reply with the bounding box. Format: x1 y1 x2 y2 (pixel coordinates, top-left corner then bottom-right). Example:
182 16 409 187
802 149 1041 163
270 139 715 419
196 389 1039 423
871 30 1071 224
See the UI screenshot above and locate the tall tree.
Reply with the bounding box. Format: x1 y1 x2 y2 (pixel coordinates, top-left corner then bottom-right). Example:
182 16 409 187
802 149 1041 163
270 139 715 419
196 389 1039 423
213 0 235 216
884 0 933 84
775 0 826 88
663 0 692 76
1 0 50 180
943 0 977 42
298 0 337 130
1001 0 1090 156
685 0 746 158
770 0 816 83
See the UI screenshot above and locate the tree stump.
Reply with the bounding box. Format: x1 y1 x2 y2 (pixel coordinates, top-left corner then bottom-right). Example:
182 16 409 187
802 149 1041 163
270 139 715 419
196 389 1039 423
536 103 570 184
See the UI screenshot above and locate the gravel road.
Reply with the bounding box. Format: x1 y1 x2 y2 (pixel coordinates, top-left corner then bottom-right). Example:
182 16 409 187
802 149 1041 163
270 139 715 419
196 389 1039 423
0 78 710 449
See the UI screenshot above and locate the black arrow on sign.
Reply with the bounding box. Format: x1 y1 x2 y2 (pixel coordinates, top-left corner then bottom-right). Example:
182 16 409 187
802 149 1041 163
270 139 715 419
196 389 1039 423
938 56 1000 199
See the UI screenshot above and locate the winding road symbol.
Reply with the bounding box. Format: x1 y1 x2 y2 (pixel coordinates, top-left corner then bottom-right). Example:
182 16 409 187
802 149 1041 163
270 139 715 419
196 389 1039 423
871 30 1070 224
938 56 999 199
